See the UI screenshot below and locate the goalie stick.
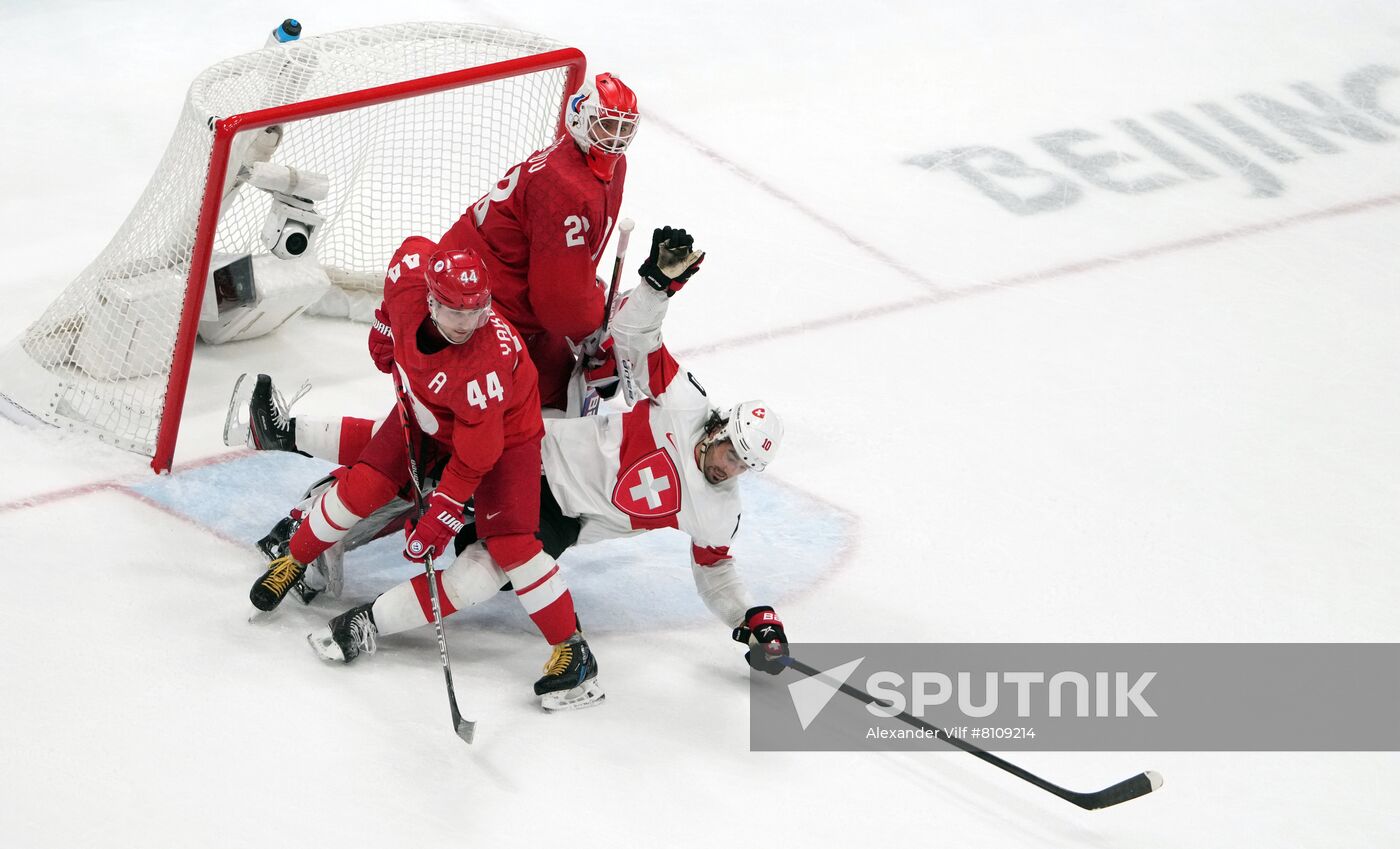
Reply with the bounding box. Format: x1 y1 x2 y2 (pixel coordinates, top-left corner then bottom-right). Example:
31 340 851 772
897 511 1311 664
392 369 476 745
600 217 635 337
566 217 634 417
780 656 1162 810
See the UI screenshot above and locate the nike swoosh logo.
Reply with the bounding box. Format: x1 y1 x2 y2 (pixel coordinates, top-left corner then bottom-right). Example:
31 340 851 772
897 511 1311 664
485 511 501 520
665 432 678 448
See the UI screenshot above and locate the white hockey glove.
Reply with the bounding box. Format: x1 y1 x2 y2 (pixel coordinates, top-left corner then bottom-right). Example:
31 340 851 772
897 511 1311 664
638 226 704 296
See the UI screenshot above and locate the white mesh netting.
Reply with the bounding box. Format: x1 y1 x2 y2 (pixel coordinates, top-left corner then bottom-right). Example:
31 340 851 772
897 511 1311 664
0 22 574 458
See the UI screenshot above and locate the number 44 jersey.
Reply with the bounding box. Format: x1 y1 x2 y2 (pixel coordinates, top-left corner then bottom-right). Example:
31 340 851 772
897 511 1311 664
380 235 544 501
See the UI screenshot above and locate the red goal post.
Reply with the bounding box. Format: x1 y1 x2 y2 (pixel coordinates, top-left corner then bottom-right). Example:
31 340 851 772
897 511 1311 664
0 23 586 473
162 49 587 473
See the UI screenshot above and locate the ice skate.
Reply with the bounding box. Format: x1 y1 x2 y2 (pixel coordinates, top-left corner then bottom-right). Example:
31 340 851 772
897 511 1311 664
535 633 604 711
254 514 327 604
249 553 307 612
222 372 309 452
256 514 298 559
307 603 378 663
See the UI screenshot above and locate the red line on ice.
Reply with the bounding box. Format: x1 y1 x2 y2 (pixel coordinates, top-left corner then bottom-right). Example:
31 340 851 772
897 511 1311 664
116 486 251 550
0 449 248 515
649 108 1400 356
0 480 120 513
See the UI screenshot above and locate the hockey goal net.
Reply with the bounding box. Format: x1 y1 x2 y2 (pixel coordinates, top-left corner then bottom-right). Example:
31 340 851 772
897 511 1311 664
0 22 584 472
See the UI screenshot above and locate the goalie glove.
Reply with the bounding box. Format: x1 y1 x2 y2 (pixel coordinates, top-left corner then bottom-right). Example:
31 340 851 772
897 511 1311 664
403 491 467 564
732 605 788 675
638 226 704 297
368 307 394 374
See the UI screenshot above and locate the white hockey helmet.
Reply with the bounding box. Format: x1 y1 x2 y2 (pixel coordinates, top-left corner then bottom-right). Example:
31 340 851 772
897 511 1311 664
565 72 639 180
722 401 783 472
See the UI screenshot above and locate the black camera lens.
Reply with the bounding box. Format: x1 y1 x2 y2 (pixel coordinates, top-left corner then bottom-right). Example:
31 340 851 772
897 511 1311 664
285 231 309 256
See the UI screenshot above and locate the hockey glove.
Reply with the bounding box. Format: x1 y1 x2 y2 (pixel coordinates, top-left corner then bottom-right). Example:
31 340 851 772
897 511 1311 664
732 605 788 675
638 226 704 297
368 307 395 374
403 491 467 564
584 336 620 400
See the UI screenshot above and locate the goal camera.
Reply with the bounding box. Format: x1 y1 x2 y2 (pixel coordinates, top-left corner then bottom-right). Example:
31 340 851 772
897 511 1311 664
261 194 322 259
243 161 328 260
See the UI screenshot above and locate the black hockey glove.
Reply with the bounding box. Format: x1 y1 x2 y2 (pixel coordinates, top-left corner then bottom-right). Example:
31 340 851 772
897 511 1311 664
638 226 704 297
732 605 788 675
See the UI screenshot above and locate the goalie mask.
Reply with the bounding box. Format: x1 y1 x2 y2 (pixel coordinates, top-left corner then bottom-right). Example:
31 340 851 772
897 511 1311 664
565 72 639 181
425 248 491 343
722 401 783 472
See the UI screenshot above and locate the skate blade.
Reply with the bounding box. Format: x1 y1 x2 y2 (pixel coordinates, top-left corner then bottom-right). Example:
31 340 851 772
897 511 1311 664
306 629 346 662
540 679 605 712
222 373 253 447
247 606 279 624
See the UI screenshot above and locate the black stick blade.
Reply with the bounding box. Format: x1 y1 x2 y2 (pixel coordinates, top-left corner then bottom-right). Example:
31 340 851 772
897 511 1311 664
454 716 476 744
450 698 476 744
1072 770 1163 810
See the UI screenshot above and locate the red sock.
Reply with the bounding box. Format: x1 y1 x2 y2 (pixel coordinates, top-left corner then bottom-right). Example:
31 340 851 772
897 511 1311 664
490 542 576 645
411 571 460 621
337 416 378 465
524 590 577 645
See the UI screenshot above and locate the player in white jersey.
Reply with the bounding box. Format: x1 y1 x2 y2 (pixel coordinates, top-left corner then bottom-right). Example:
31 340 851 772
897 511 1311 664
231 227 791 691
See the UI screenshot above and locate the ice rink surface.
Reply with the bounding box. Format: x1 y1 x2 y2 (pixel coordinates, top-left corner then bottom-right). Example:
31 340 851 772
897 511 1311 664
1 1 1398 846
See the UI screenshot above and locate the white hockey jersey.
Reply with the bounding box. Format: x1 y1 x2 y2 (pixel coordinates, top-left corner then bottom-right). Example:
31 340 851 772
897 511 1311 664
541 284 756 626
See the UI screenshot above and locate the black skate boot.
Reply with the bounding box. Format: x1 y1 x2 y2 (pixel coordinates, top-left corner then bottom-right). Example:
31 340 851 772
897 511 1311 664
249 553 307 612
253 514 325 604
534 632 604 711
223 373 309 453
306 603 378 663
257 514 297 559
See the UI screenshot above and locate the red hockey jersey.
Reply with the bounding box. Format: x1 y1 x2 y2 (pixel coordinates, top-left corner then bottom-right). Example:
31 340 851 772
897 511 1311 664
380 236 544 502
437 136 627 343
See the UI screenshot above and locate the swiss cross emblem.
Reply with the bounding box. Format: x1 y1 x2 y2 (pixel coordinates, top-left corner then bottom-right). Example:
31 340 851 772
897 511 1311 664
612 448 682 519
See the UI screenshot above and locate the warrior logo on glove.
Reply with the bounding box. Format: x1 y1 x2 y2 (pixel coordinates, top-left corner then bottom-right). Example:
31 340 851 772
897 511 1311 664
403 492 469 563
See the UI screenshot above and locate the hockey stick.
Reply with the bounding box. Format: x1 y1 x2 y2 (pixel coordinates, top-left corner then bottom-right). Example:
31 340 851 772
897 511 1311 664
568 218 634 417
392 370 476 744
780 656 1162 810
599 217 635 337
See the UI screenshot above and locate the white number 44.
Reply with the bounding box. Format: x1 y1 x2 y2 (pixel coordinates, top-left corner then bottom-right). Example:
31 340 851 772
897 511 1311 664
466 371 505 409
563 214 590 247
